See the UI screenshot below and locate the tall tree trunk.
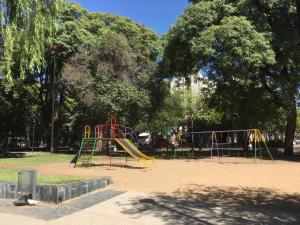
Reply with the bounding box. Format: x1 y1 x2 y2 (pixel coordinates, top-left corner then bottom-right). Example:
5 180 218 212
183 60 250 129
297 0 300 36
284 101 296 155
53 118 59 152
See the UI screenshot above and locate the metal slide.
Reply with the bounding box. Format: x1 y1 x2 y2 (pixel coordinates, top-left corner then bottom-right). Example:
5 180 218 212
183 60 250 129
114 138 155 164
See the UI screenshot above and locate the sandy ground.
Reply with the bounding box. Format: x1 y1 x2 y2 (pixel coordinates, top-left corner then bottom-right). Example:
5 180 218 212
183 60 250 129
1 156 300 225
2 157 299 195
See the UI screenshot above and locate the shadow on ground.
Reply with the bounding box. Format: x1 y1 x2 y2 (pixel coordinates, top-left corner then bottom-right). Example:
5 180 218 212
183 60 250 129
0 152 27 158
122 185 300 225
276 152 300 163
0 190 123 221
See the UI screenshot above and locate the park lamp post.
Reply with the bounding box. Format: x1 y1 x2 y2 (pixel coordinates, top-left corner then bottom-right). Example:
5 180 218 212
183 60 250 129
32 119 35 152
191 114 196 152
50 44 60 154
191 113 200 152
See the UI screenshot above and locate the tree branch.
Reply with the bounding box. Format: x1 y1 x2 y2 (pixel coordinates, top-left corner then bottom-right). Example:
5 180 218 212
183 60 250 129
258 69 285 108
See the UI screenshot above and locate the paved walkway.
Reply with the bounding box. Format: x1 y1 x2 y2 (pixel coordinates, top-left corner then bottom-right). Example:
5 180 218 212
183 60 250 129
0 190 123 221
0 192 160 225
1 189 300 225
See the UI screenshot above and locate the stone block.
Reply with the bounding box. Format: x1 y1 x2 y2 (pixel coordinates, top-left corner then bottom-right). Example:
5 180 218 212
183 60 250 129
99 180 106 188
78 182 88 196
92 180 98 191
37 185 54 202
70 183 79 198
1 176 112 203
51 186 58 203
102 176 112 185
64 185 70 201
87 180 93 192
7 184 16 198
0 183 3 198
57 185 66 203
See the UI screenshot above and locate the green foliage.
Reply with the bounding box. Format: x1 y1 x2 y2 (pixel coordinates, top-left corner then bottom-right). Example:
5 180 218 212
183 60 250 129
149 90 187 135
0 79 41 142
192 16 275 72
191 92 222 128
0 0 63 81
296 110 300 133
59 5 162 133
148 86 222 135
165 0 276 78
207 80 287 131
1 0 297 151
61 31 153 127
164 0 299 136
0 1 164 148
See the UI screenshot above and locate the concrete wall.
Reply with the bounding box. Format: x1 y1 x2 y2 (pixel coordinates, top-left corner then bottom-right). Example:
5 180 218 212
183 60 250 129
0 176 112 204
0 182 17 199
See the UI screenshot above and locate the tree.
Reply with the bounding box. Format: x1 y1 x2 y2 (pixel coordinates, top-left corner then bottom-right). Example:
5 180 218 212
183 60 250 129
149 90 187 136
0 2 163 150
0 0 62 150
297 0 300 35
62 31 152 125
0 0 62 81
296 110 300 134
59 6 162 140
164 0 300 155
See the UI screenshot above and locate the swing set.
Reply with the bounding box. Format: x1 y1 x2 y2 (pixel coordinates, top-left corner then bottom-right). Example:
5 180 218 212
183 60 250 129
181 129 274 161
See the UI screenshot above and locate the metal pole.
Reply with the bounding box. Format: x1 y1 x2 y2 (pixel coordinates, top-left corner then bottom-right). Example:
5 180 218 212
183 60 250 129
191 114 197 152
254 130 257 162
32 120 35 152
50 56 56 154
192 117 194 152
210 132 213 158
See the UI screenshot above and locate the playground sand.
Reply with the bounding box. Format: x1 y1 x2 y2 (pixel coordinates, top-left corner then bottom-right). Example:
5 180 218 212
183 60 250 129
26 157 300 195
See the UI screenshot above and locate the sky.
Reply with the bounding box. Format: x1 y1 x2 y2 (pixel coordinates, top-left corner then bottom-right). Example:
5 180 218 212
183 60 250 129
70 0 189 35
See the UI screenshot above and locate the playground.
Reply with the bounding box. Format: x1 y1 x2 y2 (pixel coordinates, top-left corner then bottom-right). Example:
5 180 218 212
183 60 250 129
1 153 300 195
0 118 293 194
70 118 275 169
70 118 156 168
2 117 300 224
1 0 300 223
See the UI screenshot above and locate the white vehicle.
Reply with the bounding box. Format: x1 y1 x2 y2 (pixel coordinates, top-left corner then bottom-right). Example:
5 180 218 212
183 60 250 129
138 132 151 145
293 139 300 145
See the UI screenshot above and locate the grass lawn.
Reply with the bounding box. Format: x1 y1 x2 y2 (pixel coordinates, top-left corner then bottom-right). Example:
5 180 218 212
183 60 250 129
0 152 73 165
0 153 81 184
0 168 81 185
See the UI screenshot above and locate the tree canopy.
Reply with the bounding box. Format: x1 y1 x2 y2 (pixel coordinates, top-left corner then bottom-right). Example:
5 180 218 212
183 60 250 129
163 0 300 154
0 0 62 81
0 1 164 149
58 4 163 136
